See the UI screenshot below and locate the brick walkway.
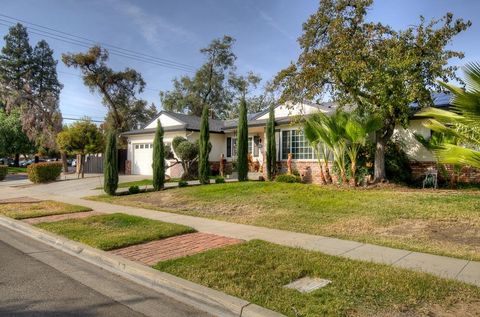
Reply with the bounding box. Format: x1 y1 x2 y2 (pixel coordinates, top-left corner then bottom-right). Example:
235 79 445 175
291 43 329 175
22 211 103 225
110 232 243 265
0 196 43 204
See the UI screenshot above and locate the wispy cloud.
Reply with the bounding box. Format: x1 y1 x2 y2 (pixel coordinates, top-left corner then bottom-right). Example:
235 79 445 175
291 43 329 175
109 0 199 48
257 9 296 42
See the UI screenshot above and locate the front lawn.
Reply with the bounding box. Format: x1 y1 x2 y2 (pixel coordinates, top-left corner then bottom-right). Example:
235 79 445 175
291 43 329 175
36 213 195 250
155 240 480 317
88 182 480 260
7 166 27 174
0 201 91 220
95 178 182 189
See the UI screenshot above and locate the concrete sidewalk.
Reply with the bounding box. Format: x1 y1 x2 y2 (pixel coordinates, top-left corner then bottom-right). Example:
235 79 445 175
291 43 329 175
1 181 478 287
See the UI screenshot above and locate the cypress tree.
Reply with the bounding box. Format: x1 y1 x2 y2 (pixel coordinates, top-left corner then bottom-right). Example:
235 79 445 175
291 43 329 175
152 119 165 190
266 104 276 180
198 105 210 184
0 23 32 92
103 130 118 195
237 97 248 181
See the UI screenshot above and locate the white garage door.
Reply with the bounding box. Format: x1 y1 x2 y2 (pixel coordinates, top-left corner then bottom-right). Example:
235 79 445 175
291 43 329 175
133 143 153 175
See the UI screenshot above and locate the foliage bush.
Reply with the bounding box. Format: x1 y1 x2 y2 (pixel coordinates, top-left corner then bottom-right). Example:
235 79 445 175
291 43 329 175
27 162 62 183
0 165 7 181
275 174 301 183
128 185 140 194
215 176 225 184
172 136 199 180
178 180 188 187
359 139 412 184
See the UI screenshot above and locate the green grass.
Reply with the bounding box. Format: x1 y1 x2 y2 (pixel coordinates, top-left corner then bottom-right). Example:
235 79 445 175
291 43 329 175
155 240 480 317
36 213 195 250
7 166 27 174
95 178 183 189
0 201 91 219
87 182 480 261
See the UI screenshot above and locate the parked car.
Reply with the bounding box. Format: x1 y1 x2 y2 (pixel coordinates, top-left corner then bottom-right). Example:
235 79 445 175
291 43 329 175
0 157 15 166
71 159 76 167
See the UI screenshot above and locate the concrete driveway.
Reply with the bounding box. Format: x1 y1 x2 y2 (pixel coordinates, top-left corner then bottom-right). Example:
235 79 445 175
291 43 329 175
0 174 147 199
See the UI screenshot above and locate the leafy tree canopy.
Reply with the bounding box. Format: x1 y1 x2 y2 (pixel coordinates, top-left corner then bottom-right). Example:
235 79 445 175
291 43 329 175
0 108 35 157
62 46 156 132
161 36 273 119
56 119 104 155
275 0 471 181
0 24 63 150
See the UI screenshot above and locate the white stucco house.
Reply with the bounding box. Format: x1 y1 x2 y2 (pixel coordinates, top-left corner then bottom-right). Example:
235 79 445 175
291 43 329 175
121 93 454 183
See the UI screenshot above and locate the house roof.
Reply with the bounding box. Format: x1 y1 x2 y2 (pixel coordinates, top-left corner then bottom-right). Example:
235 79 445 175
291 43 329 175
122 92 453 137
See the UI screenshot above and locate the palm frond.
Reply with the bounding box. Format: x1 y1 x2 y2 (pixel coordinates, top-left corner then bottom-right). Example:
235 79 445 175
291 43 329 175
434 144 480 168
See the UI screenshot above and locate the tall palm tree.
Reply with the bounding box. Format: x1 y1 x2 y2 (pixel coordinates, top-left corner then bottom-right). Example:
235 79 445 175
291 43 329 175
344 114 381 186
416 62 480 168
304 120 327 184
306 111 348 184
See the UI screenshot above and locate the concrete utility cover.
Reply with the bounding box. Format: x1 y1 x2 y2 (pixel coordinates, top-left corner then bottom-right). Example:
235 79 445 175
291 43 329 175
284 277 331 293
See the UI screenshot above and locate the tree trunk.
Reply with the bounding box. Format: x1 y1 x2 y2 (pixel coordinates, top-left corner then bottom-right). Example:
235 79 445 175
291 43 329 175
373 124 395 183
341 170 348 185
350 161 357 187
80 154 86 179
14 153 20 167
61 152 68 173
323 161 332 184
374 138 387 182
316 159 326 185
76 154 81 178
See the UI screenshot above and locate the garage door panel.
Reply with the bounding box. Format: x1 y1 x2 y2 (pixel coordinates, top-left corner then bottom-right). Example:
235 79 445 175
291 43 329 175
133 143 153 175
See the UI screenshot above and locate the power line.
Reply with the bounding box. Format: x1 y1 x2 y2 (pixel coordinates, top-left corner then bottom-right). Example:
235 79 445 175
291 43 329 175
0 20 196 73
0 13 196 71
63 117 103 123
57 70 161 93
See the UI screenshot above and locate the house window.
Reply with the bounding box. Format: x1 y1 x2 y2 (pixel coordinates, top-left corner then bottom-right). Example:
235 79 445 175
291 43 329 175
281 129 314 160
227 137 232 157
253 136 260 157
226 137 256 158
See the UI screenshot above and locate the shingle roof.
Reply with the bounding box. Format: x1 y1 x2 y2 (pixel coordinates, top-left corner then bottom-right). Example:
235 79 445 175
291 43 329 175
163 111 224 132
123 92 453 136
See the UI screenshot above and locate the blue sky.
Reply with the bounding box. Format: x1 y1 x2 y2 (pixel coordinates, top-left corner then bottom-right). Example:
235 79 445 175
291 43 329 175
1 0 478 123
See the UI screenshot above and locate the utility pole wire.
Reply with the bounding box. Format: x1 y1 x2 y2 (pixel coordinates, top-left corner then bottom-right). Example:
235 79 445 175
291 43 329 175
0 21 195 73
0 13 196 70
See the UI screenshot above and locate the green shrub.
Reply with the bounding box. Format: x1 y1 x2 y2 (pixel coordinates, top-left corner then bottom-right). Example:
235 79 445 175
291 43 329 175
178 180 188 187
275 174 301 183
0 165 7 181
128 185 140 194
27 162 62 183
356 139 413 184
215 176 225 184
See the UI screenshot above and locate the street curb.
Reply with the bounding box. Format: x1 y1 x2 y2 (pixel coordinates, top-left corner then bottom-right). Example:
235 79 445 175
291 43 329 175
0 215 284 317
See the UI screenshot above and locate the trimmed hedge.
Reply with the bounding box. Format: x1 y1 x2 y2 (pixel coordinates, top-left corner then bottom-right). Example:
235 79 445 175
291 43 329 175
27 162 63 183
215 176 225 184
0 165 7 181
128 185 140 194
275 174 301 183
178 180 188 187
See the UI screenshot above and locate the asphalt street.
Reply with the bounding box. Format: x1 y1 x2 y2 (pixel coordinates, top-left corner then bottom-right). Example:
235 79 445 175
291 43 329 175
0 226 211 317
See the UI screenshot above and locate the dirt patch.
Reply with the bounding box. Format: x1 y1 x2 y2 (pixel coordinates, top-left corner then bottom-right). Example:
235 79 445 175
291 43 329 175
126 190 263 218
368 301 480 317
384 219 480 247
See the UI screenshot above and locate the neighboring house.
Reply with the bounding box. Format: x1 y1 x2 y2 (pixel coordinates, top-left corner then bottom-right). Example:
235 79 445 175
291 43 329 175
121 92 479 183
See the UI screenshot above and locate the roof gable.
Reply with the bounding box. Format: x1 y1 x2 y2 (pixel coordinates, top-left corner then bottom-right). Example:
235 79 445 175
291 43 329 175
144 112 185 129
255 102 336 120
